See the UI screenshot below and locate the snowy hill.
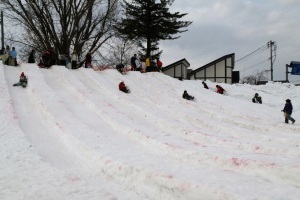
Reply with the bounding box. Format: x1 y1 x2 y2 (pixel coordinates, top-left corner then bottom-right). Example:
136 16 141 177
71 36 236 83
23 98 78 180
1 63 300 200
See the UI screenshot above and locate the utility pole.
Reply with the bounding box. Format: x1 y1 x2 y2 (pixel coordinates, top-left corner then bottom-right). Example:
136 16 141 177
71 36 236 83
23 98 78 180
1 11 3 50
285 64 291 82
268 40 276 81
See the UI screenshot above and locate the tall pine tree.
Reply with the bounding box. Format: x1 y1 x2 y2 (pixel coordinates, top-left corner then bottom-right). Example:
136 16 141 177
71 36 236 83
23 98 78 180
116 0 192 57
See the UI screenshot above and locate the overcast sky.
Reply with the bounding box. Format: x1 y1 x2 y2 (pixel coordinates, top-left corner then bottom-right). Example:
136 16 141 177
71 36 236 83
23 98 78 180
160 0 300 83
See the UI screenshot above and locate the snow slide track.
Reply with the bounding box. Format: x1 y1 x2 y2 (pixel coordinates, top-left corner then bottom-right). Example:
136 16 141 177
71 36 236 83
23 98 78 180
74 68 300 186
3 65 300 199
50 68 291 197
29 67 243 200
58 68 300 196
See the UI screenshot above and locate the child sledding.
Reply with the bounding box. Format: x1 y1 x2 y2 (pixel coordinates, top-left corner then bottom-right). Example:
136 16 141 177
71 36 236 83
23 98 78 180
116 64 126 75
216 85 226 94
182 90 194 100
119 81 130 93
13 72 28 88
252 93 262 104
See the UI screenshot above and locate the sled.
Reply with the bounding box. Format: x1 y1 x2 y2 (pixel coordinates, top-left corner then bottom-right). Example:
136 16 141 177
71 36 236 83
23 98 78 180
2 54 8 64
13 81 27 88
8 57 15 66
117 70 126 75
13 76 28 88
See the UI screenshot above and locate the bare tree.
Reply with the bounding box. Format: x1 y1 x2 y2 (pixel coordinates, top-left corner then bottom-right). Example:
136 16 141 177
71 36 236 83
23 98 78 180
95 37 138 67
241 70 269 85
241 75 257 85
0 0 119 66
256 70 269 82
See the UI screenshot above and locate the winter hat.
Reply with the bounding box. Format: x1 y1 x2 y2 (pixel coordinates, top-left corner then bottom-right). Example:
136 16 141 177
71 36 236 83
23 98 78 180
286 99 291 103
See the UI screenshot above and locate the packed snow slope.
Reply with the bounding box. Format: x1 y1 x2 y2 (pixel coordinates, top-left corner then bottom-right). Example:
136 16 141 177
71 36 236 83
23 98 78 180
1 63 300 200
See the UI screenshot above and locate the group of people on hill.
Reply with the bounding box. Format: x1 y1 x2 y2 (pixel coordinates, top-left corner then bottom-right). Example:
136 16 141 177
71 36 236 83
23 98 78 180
116 54 163 74
3 47 163 73
1 45 18 66
1 45 93 70
145 55 163 72
1 46 55 68
37 48 58 68
37 48 92 69
29 47 63 68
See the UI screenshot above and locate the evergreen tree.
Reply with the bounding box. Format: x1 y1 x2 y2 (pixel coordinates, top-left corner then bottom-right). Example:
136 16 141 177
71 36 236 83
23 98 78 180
116 0 192 57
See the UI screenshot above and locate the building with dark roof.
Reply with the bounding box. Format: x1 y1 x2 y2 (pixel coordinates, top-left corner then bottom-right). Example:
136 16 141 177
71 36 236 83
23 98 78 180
161 58 190 80
187 53 235 84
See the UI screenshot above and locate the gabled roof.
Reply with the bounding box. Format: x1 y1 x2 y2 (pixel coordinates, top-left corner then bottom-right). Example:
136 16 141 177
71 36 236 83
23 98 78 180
161 58 190 72
187 53 235 77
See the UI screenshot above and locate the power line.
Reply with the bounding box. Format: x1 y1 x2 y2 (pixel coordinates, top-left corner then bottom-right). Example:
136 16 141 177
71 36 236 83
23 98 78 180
240 59 269 72
235 43 268 63
236 47 268 64
249 59 269 69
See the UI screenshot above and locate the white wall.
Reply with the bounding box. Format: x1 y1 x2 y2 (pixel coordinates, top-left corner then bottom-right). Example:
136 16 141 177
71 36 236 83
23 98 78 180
189 54 234 84
206 65 214 77
175 65 182 77
164 68 174 77
216 60 225 77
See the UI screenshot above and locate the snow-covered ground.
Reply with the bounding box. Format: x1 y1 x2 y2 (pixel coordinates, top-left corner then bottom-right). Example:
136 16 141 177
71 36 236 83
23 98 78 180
1 63 299 200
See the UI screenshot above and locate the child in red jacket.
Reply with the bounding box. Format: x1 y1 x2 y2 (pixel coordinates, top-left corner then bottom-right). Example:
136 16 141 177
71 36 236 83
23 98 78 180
216 85 225 94
119 81 130 93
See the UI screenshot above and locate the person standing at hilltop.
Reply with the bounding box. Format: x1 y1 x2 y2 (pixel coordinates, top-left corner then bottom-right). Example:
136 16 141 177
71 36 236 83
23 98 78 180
145 56 150 72
85 52 92 68
131 54 137 71
28 50 36 63
71 50 78 69
9 47 18 66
